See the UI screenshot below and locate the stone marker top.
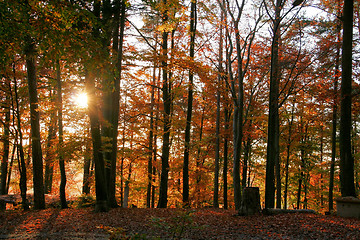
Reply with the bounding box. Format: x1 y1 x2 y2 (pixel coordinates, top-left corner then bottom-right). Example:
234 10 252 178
335 196 360 203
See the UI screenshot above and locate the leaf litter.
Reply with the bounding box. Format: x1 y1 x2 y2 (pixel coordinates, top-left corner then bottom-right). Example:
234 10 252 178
0 208 359 239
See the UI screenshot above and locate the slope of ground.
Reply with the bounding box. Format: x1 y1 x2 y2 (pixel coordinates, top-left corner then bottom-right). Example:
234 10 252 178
0 208 359 239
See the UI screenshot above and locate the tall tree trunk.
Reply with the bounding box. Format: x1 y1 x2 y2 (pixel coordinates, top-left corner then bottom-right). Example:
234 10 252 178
223 108 230 209
0 77 10 210
6 144 15 195
320 125 324 207
214 3 223 208
26 38 45 210
85 69 108 212
183 0 197 207
242 135 252 188
339 0 356 198
14 66 28 210
265 0 281 209
123 163 132 208
106 0 126 208
329 21 340 212
194 105 205 207
147 46 159 207
44 89 56 194
284 102 295 209
56 60 67 209
232 27 244 211
82 136 92 195
158 0 171 208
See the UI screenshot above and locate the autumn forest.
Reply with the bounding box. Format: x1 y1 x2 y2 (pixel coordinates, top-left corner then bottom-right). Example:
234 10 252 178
0 0 360 215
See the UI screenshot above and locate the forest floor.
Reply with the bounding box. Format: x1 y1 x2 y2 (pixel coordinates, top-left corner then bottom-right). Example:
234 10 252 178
0 207 360 239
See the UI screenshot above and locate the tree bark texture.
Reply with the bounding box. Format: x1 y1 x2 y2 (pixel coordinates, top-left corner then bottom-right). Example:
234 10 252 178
239 187 261 216
265 0 281 209
183 0 197 207
339 0 356 198
0 78 10 210
44 98 56 194
14 70 28 210
56 60 68 209
26 39 45 210
158 0 171 208
214 2 223 208
85 69 108 212
329 20 341 212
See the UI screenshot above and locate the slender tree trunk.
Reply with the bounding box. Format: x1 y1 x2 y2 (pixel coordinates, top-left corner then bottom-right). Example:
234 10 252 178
242 136 251 188
265 0 281 209
56 60 67 209
223 108 230 209
107 0 126 208
0 78 10 210
284 102 295 209
183 0 197 207
340 0 356 198
147 65 156 208
26 39 45 210
82 140 92 195
158 0 171 208
233 28 244 211
123 162 132 208
214 4 223 208
329 23 340 211
214 87 220 208
6 144 15 195
44 99 56 194
13 67 28 210
320 126 324 207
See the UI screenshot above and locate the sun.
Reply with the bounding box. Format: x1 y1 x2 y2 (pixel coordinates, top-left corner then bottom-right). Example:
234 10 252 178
74 92 88 108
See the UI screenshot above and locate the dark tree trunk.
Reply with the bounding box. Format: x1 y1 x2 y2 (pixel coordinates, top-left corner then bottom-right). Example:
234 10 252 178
106 0 126 208
242 135 251 188
0 78 10 210
239 187 261 216
85 69 108 212
194 105 205 207
123 163 132 208
339 0 356 198
183 0 197 207
26 39 45 210
223 108 231 209
284 102 295 209
232 28 244 211
56 60 68 209
265 0 281 209
44 89 56 194
214 3 223 208
82 140 92 195
158 0 170 208
329 21 340 212
14 68 28 210
147 53 158 207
